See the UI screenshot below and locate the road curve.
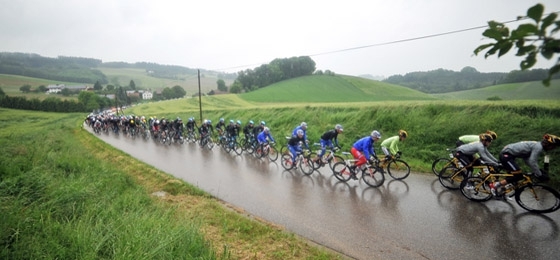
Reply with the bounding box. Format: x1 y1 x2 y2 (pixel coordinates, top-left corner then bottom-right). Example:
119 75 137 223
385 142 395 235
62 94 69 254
90 129 560 260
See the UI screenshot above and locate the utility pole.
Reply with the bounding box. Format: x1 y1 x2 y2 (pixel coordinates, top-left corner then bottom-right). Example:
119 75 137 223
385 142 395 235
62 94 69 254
198 70 202 124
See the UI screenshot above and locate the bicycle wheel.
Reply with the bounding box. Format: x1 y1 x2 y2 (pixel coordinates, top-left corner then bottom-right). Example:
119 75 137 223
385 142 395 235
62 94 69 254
332 162 352 182
439 166 464 190
328 155 345 170
460 177 492 202
267 146 279 162
309 152 321 170
280 145 288 155
281 154 294 170
362 166 385 188
387 159 410 180
206 138 215 150
241 139 254 154
515 184 560 213
432 158 452 176
233 141 243 155
299 155 315 175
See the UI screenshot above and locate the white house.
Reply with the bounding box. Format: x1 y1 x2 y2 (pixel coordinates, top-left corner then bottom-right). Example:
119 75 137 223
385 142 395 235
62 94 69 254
46 84 64 94
142 91 153 100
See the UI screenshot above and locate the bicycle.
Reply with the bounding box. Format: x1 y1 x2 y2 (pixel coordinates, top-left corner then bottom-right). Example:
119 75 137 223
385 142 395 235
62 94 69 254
241 135 256 154
280 144 315 175
224 136 243 155
199 133 214 149
439 160 496 190
311 143 344 171
460 172 560 213
254 142 279 161
378 153 411 180
185 129 198 144
331 153 385 187
431 148 460 176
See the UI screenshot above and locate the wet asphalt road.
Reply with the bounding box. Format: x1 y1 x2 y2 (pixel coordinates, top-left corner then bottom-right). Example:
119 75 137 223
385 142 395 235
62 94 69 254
89 129 560 260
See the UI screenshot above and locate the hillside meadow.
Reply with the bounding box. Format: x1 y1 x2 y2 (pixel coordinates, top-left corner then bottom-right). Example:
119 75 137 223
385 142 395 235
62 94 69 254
433 79 560 100
0 108 340 259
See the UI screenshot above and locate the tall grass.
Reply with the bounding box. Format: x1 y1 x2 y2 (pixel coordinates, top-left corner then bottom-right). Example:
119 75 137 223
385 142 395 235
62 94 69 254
0 109 217 259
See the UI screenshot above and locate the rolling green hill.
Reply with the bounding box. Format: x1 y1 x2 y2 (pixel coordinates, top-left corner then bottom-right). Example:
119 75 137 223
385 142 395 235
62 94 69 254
240 75 436 102
432 79 560 100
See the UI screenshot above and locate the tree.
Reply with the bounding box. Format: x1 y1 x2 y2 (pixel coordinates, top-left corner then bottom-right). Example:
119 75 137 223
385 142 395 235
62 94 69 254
217 79 227 92
37 85 47 93
106 84 115 91
171 85 186 98
93 81 103 91
20 84 31 93
129 80 136 90
0 87 5 97
474 3 560 86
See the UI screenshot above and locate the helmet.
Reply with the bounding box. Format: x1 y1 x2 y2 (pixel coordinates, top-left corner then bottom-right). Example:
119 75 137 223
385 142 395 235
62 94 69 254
301 122 307 127
335 124 343 131
479 133 493 142
264 127 270 133
249 120 254 125
399 130 408 138
203 119 208 124
297 129 304 136
371 130 381 139
207 120 212 124
486 130 497 140
236 120 241 125
229 120 234 123
543 134 560 145
155 120 160 124
130 120 134 124
220 118 224 122
188 118 193 122
177 117 181 121
260 121 266 125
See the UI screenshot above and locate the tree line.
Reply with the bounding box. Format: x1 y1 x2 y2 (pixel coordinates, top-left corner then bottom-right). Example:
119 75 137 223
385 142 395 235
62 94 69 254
383 67 560 93
228 56 317 93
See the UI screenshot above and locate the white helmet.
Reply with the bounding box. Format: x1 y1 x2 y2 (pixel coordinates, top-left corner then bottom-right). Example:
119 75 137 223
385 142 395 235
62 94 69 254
371 130 381 139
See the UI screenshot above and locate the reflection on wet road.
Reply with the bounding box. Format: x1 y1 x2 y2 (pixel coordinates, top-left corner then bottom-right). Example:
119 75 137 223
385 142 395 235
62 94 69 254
91 130 560 260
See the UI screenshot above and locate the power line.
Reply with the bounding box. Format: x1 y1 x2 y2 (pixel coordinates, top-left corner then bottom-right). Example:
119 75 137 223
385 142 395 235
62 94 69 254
215 12 559 72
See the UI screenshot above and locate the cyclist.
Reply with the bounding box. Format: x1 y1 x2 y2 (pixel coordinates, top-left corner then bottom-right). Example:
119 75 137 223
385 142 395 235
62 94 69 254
287 129 306 166
173 117 184 140
198 120 211 147
186 117 198 136
457 130 497 147
215 118 226 142
243 120 255 142
490 134 560 195
257 127 275 153
226 120 239 144
350 130 382 179
316 124 344 165
292 122 309 148
253 121 266 140
454 133 500 177
380 130 408 161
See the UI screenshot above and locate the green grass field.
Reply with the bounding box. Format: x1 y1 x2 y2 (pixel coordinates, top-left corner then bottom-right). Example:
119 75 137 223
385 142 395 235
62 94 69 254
432 79 560 100
240 75 436 102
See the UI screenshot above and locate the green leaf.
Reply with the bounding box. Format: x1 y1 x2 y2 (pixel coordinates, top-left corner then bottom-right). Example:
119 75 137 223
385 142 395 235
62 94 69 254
512 24 539 39
473 43 494 55
498 42 513 57
520 53 537 70
552 21 560 34
516 45 536 56
482 28 505 41
527 4 544 23
541 13 557 32
484 45 500 58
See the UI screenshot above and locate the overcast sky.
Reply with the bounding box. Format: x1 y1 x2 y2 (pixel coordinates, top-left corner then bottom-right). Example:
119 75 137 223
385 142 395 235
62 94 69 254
1 0 559 78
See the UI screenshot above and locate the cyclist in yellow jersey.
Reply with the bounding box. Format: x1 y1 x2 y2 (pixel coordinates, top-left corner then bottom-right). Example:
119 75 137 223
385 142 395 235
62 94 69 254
457 130 497 147
381 130 407 161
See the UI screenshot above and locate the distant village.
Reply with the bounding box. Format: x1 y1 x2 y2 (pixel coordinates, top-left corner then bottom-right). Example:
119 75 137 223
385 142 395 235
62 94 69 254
46 84 154 100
